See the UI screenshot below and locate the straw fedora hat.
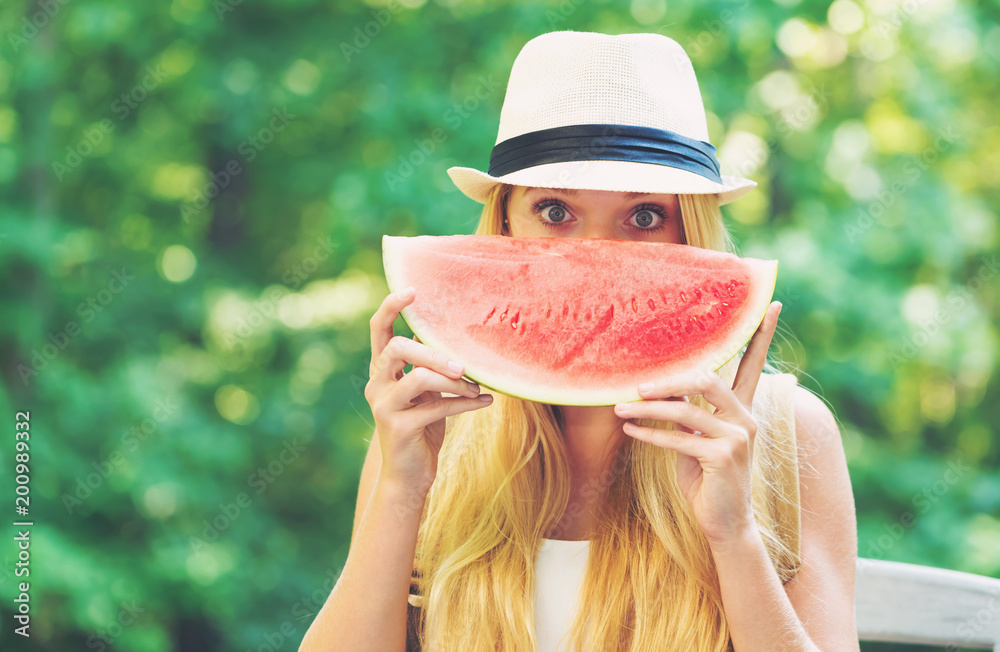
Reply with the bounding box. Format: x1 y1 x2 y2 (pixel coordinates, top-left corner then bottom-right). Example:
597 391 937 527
447 30 756 206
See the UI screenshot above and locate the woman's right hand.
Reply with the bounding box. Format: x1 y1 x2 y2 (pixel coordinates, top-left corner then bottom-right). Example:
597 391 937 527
365 286 494 498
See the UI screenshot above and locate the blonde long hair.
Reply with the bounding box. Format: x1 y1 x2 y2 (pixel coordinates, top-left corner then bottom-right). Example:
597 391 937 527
406 184 800 651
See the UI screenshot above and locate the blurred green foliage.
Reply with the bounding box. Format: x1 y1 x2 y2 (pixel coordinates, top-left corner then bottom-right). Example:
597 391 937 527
0 0 997 650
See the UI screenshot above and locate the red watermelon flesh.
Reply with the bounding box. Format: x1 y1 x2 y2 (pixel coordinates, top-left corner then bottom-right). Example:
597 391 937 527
382 235 777 406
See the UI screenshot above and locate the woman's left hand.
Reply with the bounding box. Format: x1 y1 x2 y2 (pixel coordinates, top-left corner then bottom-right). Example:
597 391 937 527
614 301 783 547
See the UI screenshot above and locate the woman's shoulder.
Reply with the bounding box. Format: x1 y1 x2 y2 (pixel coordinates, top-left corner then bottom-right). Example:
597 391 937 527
790 384 837 429
755 372 841 458
787 380 842 458
752 371 799 419
757 370 799 394
757 372 835 420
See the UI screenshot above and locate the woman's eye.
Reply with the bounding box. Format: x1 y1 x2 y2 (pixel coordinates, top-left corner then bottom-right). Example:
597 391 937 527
542 204 568 222
634 210 655 227
631 209 663 229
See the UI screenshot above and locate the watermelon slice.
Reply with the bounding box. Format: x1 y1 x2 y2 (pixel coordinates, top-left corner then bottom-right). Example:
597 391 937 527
382 235 777 406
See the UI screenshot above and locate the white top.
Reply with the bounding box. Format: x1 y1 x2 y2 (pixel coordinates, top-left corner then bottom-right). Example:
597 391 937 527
534 537 591 652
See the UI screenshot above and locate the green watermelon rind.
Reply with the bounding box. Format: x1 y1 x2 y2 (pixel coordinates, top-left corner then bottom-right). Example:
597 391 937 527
383 235 778 407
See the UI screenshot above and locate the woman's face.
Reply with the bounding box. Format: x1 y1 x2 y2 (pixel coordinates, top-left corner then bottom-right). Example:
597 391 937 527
506 186 684 244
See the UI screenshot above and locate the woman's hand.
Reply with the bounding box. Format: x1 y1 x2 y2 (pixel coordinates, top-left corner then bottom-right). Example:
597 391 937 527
366 287 494 498
613 301 783 547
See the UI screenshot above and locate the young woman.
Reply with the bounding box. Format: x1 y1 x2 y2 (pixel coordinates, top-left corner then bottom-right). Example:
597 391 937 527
302 31 858 652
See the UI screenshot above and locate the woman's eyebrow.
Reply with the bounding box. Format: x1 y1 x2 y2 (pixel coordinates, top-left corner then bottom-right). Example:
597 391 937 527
526 188 656 202
526 187 578 197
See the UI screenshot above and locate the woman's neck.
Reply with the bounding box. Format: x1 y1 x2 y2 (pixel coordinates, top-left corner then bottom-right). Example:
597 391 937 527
559 405 625 476
547 405 627 540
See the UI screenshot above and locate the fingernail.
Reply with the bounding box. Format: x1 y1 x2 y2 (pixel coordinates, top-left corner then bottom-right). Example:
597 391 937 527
614 403 631 415
466 380 479 392
478 394 493 402
448 361 464 374
400 287 415 299
638 382 654 394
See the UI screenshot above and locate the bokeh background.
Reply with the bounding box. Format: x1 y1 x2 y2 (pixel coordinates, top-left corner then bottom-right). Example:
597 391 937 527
1 0 998 650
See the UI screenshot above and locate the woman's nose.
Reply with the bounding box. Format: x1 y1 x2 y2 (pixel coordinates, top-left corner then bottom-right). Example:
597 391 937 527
579 219 619 240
